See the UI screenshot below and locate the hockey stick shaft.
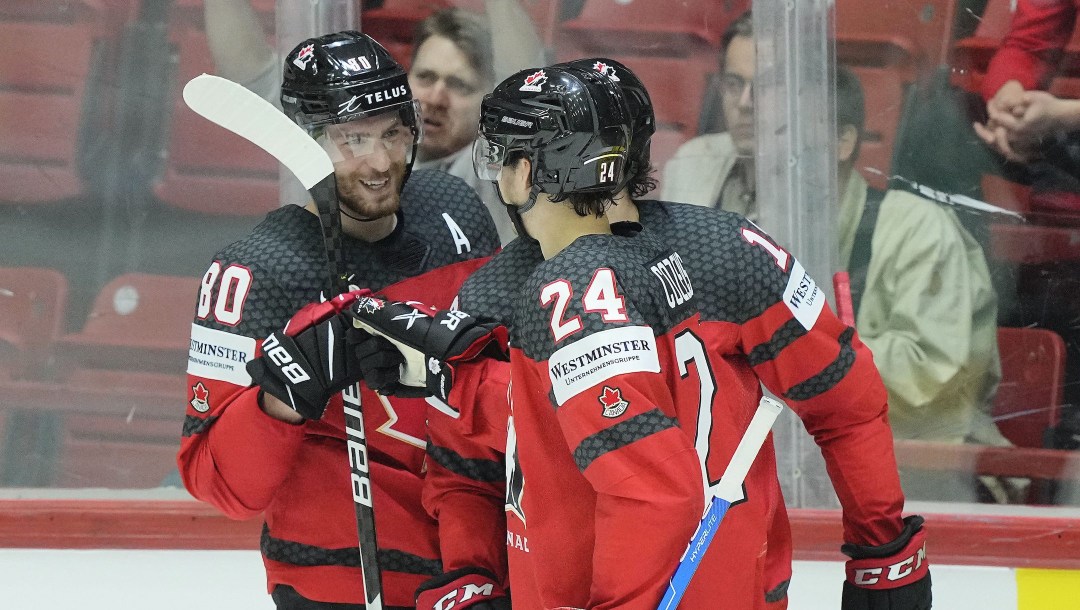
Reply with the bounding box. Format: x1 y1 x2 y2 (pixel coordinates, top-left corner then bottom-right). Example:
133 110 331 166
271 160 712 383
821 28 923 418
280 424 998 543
183 74 384 609
657 395 784 610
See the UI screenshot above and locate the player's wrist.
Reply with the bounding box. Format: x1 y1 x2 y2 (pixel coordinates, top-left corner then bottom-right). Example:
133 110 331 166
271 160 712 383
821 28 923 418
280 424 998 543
257 389 305 424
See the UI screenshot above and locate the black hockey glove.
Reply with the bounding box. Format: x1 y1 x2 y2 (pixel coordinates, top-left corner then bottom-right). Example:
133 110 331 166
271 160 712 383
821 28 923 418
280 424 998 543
246 290 371 421
841 515 931 610
345 295 509 402
415 567 510 610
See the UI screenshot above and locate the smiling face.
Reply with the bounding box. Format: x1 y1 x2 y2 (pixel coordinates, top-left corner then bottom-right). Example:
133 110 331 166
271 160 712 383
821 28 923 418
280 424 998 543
721 34 756 158
408 35 489 162
317 110 412 220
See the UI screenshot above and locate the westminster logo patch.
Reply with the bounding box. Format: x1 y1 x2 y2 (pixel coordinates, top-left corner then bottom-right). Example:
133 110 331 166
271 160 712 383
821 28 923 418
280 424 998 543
598 386 629 418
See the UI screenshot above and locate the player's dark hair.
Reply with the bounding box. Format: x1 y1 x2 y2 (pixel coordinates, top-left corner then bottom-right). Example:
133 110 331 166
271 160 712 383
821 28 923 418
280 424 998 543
564 192 616 218
412 8 495 86
836 64 865 161
720 11 753 70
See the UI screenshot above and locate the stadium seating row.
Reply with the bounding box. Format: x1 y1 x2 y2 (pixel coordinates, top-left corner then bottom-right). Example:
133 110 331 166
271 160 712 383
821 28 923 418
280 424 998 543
0 268 195 488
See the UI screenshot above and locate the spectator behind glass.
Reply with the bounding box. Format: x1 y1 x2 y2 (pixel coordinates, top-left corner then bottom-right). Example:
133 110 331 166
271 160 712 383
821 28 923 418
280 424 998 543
660 11 757 219
202 0 545 243
836 66 1023 503
408 7 542 244
973 0 1080 182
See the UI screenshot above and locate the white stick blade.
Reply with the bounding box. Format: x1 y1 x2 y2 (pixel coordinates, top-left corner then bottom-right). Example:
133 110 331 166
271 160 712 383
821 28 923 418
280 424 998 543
182 73 333 189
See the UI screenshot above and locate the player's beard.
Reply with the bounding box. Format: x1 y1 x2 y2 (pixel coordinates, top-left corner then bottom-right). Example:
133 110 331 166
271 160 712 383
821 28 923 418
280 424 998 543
336 159 407 221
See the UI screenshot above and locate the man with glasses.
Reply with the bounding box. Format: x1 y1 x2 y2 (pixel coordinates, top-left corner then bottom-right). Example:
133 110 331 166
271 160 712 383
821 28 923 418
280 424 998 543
661 10 758 219
178 31 500 609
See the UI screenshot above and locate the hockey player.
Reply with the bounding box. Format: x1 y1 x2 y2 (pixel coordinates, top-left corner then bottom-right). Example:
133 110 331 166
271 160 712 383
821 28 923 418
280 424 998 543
177 32 500 609
355 59 932 609
346 64 719 609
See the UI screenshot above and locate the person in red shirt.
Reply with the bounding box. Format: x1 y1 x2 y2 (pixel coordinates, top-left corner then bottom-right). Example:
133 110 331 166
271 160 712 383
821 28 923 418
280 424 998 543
177 31 500 609
974 0 1080 163
347 61 931 609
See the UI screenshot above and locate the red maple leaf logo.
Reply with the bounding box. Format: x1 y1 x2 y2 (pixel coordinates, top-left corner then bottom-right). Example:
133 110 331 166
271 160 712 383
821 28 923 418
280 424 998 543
193 382 209 403
598 386 628 418
592 61 619 81
524 70 545 86
599 386 623 408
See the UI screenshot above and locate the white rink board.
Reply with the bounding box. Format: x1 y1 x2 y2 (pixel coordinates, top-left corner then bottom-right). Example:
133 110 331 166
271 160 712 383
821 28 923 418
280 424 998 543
0 549 1016 609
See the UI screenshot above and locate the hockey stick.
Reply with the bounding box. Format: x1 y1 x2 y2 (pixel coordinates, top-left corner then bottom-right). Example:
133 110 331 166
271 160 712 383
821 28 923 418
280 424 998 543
657 395 785 610
183 73 384 609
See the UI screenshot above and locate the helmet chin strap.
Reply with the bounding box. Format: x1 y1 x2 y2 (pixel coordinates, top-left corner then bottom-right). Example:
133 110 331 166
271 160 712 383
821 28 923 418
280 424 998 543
338 204 387 223
497 182 542 242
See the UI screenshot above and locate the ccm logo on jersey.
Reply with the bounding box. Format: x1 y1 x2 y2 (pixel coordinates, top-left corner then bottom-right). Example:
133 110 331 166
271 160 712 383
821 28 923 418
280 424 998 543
650 252 694 309
851 543 927 587
783 259 825 330
261 334 311 384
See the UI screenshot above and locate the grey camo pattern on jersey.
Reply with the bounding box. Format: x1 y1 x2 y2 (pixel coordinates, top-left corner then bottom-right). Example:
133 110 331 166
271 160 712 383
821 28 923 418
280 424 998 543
572 409 681 471
460 202 798 335
427 443 506 483
513 230 695 362
194 169 499 341
261 524 442 576
458 236 544 325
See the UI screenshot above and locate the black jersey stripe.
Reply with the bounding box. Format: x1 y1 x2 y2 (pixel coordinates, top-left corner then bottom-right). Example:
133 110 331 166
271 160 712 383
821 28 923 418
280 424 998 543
573 409 680 472
181 414 218 437
427 443 505 483
784 327 856 401
746 318 807 367
765 578 790 603
261 524 443 576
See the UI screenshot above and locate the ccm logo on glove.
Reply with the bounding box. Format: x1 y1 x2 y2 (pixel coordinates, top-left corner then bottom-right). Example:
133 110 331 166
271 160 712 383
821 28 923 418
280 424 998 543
262 334 312 384
431 582 495 610
850 542 927 586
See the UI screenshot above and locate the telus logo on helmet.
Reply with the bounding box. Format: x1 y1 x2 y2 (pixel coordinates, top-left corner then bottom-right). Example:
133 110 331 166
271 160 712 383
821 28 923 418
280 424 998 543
338 85 410 114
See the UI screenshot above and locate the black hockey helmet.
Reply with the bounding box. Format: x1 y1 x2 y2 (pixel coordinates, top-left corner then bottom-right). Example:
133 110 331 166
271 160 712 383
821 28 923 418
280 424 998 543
281 31 421 133
558 58 655 186
473 65 632 202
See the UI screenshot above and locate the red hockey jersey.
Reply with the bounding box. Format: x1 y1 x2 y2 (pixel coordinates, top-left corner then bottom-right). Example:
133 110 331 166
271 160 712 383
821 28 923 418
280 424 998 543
425 201 905 609
507 230 710 609
178 170 499 606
